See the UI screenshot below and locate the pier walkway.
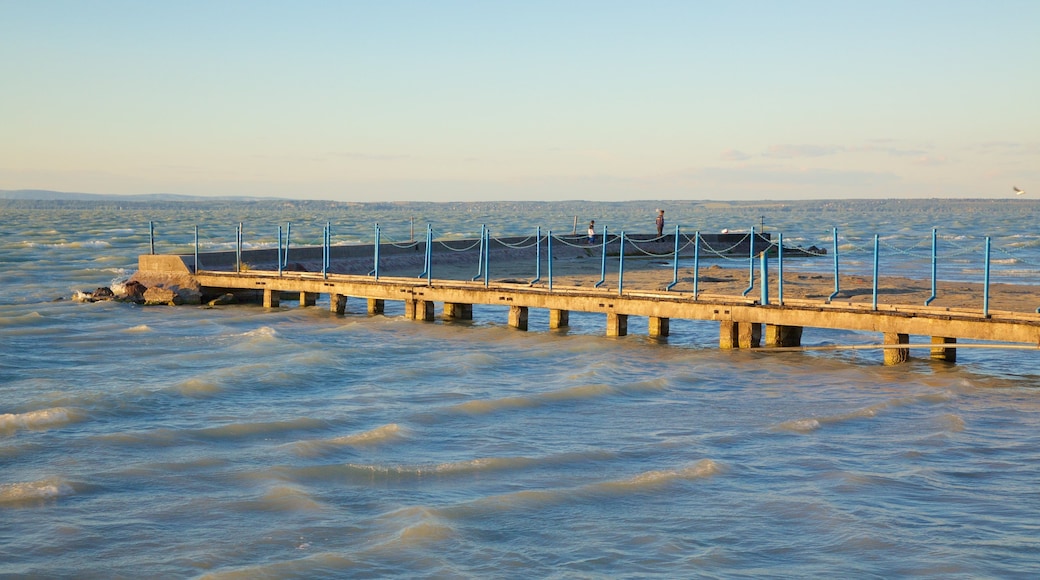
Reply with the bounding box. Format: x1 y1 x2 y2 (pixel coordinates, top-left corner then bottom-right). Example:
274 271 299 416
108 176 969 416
137 246 1040 365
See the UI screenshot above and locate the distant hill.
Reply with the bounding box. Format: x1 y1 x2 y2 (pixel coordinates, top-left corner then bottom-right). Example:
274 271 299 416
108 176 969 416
0 189 277 202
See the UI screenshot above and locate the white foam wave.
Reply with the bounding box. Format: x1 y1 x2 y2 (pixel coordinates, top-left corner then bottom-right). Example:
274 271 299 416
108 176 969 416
0 407 81 435
242 326 278 339
0 478 75 505
776 418 822 433
125 324 152 333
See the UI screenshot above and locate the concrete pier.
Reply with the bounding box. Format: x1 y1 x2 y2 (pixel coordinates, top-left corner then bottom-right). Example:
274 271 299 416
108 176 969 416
138 253 1040 365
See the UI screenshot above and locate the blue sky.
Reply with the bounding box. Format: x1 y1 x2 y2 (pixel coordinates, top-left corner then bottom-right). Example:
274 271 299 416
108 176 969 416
2 0 1037 201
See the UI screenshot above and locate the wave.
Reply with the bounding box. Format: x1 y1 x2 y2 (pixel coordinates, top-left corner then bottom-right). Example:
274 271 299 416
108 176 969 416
456 459 720 513
281 449 617 485
290 423 406 456
198 553 360 579
0 478 75 506
193 417 327 441
0 407 82 435
444 382 620 416
774 391 954 433
583 459 721 494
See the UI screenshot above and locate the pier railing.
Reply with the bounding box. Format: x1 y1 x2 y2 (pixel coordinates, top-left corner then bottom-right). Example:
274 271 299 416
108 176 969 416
145 220 1040 316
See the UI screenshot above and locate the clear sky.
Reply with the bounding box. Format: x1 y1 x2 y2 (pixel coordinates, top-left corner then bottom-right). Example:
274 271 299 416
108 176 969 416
2 0 1037 201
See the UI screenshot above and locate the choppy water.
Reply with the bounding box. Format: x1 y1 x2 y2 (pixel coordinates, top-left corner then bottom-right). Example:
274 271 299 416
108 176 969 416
3 198 1040 578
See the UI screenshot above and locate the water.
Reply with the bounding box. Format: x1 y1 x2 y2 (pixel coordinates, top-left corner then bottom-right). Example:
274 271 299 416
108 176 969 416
3 198 1040 578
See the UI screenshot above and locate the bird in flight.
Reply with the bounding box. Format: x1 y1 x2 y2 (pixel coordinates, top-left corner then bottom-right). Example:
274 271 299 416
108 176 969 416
1014 186 1026 195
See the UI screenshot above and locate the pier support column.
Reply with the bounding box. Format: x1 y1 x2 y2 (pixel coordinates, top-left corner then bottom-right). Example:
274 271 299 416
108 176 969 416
409 299 434 321
367 298 384 315
508 305 529 331
930 336 957 363
263 289 280 308
549 309 569 329
444 303 473 320
883 332 910 365
719 321 739 349
607 313 628 337
300 292 317 307
738 322 761 349
649 316 670 338
330 293 347 315
765 325 803 347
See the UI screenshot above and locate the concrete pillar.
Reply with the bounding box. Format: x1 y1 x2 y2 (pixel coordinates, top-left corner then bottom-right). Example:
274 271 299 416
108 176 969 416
649 316 670 337
719 321 739 349
738 322 761 349
765 324 803 347
411 299 434 321
607 313 628 337
549 309 569 329
263 288 280 308
509 305 529 331
300 292 317 307
367 298 384 315
330 293 347 315
444 303 473 320
883 332 910 365
930 336 957 363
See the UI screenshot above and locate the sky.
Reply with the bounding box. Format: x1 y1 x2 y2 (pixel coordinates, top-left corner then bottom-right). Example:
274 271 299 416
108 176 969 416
2 0 1037 202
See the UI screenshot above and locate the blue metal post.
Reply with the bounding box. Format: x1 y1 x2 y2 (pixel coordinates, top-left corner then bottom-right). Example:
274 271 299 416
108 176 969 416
283 222 291 268
595 226 608 288
370 225 378 280
925 228 938 305
872 234 879 310
693 231 700 298
194 225 199 273
828 227 840 303
472 224 485 281
666 224 680 291
531 226 542 284
483 227 490 288
422 223 430 284
760 246 769 305
618 231 625 295
547 230 553 291
149 221 155 255
983 236 991 317
742 227 755 296
777 232 784 304
326 221 331 272
322 223 329 279
277 225 283 275
236 222 242 273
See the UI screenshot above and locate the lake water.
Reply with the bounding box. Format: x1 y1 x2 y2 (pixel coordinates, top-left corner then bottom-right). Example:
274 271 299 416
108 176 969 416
2 198 1040 578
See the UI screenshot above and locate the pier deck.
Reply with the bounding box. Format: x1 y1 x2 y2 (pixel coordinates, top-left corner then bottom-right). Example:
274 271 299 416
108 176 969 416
185 267 1039 365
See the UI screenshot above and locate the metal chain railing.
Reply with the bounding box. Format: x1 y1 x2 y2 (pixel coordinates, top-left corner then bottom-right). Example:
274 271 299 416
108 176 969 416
150 220 1037 315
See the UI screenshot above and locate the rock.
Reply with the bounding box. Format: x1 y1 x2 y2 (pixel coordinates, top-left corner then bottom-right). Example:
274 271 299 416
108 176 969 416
92 287 115 300
122 281 148 302
208 293 236 306
143 287 178 305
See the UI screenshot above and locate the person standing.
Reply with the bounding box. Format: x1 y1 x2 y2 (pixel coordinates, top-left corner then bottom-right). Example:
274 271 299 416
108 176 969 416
655 209 665 236
588 220 596 244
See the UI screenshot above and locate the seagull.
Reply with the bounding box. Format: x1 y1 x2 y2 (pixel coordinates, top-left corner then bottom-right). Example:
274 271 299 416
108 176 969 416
1014 186 1026 195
